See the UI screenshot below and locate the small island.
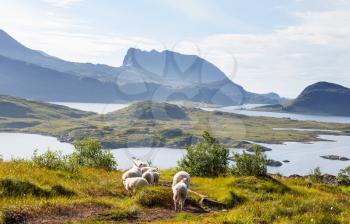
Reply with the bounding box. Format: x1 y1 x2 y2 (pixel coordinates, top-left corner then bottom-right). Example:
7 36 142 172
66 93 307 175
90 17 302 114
320 155 350 161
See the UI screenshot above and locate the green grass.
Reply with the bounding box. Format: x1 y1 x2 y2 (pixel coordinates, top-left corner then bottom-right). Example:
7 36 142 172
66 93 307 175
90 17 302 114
0 162 349 223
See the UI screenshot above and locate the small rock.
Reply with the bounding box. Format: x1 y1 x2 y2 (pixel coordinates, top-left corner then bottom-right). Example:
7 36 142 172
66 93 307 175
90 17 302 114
320 155 350 161
267 159 283 167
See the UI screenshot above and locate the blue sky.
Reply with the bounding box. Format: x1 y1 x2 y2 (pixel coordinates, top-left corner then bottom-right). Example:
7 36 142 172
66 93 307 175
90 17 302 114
0 0 349 97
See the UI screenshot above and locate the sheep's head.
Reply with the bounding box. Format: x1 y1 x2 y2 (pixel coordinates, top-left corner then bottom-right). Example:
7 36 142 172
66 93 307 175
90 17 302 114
132 157 147 168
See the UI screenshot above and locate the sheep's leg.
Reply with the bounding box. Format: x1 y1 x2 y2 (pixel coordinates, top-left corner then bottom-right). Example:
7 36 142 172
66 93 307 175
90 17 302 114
174 199 177 211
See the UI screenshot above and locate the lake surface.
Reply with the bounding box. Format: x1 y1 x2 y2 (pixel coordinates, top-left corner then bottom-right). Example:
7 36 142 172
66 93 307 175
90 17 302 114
0 133 349 175
0 133 74 160
203 106 350 124
51 102 129 114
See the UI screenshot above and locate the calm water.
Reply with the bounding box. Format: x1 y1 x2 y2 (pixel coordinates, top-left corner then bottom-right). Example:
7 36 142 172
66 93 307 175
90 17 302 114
50 102 129 114
0 133 74 160
203 106 350 124
0 133 349 175
233 135 350 175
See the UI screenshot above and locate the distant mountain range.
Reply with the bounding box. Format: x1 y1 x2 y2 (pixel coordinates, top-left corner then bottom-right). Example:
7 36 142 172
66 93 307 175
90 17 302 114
0 29 283 105
257 82 350 116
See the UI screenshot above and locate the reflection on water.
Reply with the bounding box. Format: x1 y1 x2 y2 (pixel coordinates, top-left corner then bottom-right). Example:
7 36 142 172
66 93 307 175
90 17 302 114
0 133 349 175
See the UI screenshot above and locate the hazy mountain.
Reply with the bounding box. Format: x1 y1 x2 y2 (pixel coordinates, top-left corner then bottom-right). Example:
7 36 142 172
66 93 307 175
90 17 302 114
0 29 124 83
121 48 283 105
285 82 350 116
122 48 229 86
0 29 283 105
0 55 120 102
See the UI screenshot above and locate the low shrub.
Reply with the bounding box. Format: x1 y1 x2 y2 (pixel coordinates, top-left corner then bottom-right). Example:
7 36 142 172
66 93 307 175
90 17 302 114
231 145 267 177
336 166 350 185
32 139 117 172
177 131 229 177
32 150 70 171
72 139 117 171
309 167 322 183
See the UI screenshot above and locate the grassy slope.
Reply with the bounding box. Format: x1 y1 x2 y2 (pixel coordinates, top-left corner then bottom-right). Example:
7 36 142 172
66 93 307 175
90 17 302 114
0 162 349 223
1 99 350 147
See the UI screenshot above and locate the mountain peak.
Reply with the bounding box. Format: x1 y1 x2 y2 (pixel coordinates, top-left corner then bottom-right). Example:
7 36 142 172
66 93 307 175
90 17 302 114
303 81 350 92
122 47 229 85
286 81 350 116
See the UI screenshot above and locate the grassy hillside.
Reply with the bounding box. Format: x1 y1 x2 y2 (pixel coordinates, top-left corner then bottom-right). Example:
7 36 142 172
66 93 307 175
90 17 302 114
1 99 350 148
0 95 94 132
0 95 94 119
0 161 349 223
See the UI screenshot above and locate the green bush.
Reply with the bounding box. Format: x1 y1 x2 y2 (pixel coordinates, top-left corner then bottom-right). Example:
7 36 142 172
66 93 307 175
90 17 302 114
309 167 322 183
177 131 229 177
336 166 350 185
72 139 117 171
32 150 69 171
231 145 267 177
32 139 117 171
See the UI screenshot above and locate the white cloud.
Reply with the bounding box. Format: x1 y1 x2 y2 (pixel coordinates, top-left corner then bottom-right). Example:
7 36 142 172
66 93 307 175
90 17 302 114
42 0 83 7
171 9 350 97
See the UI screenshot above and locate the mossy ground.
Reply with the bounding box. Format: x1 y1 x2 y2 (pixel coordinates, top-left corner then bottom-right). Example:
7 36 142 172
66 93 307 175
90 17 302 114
0 163 349 223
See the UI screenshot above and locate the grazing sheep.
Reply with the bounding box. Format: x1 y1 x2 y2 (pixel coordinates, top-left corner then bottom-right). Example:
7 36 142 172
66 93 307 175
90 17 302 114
142 171 154 184
172 171 190 188
172 178 188 211
123 177 149 194
152 171 160 184
122 168 142 181
141 166 158 174
122 158 147 181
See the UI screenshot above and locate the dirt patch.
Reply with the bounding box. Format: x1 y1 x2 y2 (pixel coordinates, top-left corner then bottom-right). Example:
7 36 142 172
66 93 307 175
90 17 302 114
25 204 108 224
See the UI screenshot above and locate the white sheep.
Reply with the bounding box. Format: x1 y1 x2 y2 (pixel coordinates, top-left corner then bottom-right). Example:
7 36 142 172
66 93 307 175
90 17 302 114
172 171 190 188
141 166 158 174
142 171 154 184
123 177 149 194
152 171 160 184
172 178 188 211
122 168 142 181
121 158 146 181
132 157 147 169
